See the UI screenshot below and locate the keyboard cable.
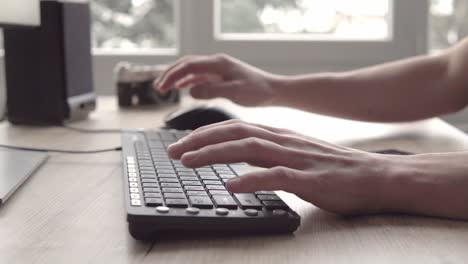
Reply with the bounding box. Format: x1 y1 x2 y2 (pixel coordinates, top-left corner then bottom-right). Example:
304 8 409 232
0 144 122 154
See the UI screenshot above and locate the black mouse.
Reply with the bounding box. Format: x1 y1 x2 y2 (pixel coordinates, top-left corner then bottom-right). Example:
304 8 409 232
164 105 237 130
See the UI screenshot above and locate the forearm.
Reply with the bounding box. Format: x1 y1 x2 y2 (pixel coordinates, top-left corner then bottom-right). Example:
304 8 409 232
381 152 468 220
271 53 465 122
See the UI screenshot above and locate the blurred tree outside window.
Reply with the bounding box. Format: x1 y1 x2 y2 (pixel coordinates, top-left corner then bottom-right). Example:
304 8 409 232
218 0 391 40
91 0 176 51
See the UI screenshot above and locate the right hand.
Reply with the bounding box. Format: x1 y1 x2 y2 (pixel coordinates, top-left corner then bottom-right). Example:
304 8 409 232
153 54 283 107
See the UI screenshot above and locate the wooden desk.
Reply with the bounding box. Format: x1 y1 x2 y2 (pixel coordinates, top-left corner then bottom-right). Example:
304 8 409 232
1 96 468 264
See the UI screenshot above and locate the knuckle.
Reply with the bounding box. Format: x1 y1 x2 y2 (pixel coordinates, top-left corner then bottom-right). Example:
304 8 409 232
230 124 251 137
180 61 194 70
244 137 264 151
213 53 230 63
272 166 296 182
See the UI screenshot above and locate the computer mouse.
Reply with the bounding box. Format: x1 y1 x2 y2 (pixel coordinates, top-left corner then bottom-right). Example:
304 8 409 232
164 105 237 130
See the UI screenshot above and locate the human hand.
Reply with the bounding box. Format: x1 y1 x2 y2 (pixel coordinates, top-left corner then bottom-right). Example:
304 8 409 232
153 54 283 106
167 120 394 215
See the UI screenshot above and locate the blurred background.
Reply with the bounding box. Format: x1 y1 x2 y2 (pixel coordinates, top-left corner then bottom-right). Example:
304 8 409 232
1 0 468 127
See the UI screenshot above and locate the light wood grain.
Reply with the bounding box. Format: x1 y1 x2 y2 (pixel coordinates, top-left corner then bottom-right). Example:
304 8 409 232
0 96 467 264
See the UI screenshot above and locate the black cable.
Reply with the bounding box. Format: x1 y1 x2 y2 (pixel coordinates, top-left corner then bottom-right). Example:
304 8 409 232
0 144 122 154
60 124 122 134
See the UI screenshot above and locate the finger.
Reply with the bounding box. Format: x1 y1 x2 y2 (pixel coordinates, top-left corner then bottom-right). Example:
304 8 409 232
179 138 305 169
174 74 210 89
157 55 228 92
193 119 292 135
175 73 224 90
226 166 309 195
189 80 242 100
168 122 284 159
193 119 346 150
153 56 195 91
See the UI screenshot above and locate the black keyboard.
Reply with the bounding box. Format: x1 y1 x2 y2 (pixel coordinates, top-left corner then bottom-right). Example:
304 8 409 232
122 129 301 240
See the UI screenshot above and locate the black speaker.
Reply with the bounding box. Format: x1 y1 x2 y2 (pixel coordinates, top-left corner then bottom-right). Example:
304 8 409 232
3 0 96 125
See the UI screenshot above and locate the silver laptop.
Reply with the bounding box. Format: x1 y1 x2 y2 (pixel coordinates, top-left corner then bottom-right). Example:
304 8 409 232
0 149 48 205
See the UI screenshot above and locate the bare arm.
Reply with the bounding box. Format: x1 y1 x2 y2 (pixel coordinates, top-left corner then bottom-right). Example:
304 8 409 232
273 37 468 122
155 37 468 122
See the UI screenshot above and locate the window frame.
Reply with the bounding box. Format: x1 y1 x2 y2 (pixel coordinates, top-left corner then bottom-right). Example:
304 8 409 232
1 0 430 95
189 0 429 69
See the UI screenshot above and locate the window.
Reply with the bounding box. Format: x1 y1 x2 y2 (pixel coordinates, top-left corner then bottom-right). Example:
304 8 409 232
2 0 468 94
218 0 391 41
91 0 177 53
430 0 468 51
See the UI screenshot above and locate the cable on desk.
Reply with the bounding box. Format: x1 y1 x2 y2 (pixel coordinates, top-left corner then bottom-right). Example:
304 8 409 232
0 144 122 154
60 124 123 134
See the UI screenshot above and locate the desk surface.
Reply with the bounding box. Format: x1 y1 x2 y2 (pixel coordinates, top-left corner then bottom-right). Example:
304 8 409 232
1 96 468 264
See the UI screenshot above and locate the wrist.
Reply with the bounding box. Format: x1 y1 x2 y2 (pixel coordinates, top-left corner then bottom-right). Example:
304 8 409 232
267 73 340 107
378 153 468 219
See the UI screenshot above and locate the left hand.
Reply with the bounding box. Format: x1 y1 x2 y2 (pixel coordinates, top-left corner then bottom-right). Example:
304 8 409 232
168 120 394 215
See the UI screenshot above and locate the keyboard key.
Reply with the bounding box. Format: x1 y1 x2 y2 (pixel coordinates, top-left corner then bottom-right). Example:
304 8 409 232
130 188 139 193
176 168 195 172
209 190 230 196
164 193 187 199
214 168 232 172
184 186 205 191
154 162 172 166
131 193 141 199
198 171 217 177
218 171 235 176
212 165 229 169
159 178 179 183
145 192 162 198
143 187 160 193
255 191 276 195
203 180 223 185
219 174 236 179
212 196 238 209
200 176 219 180
141 178 158 183
162 187 184 193
157 173 177 178
182 181 202 186
196 168 214 172
131 199 142 206
165 199 188 208
206 185 226 190
257 194 281 201
177 171 197 176
157 169 176 174
139 166 155 171
129 182 138 188
187 191 208 196
179 176 198 181
160 182 182 188
142 183 159 188
189 196 213 209
262 201 288 210
140 170 156 175
233 193 263 209
140 174 157 179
